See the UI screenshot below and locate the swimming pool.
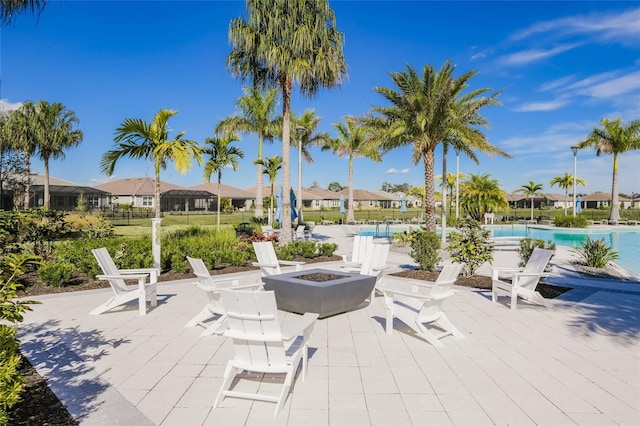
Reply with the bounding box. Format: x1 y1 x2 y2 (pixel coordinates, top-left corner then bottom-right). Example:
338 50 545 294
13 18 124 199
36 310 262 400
487 225 640 277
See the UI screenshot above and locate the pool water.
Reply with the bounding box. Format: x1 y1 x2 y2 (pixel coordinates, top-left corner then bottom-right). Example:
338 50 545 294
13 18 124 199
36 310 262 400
487 225 640 277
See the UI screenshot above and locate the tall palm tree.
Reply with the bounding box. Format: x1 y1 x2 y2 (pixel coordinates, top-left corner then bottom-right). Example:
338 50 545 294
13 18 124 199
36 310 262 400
3 101 38 208
577 118 640 221
31 101 83 208
203 132 244 230
437 172 466 217
459 173 508 221
328 117 381 223
290 109 331 220
227 0 347 243
216 86 279 218
101 109 203 218
0 0 46 26
516 180 545 221
366 61 504 232
550 172 587 215
254 155 282 226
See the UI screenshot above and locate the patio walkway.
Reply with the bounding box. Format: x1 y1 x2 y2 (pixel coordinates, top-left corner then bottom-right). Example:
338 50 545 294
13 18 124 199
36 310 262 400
17 225 640 425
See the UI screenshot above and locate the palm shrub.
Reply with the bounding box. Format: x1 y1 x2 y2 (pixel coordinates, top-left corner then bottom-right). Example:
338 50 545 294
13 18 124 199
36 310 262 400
518 238 556 268
575 237 619 269
446 220 493 276
408 229 441 271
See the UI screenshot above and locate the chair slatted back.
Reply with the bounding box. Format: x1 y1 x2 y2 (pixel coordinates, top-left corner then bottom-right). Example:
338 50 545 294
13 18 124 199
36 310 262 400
352 236 373 264
360 242 390 277
429 263 464 298
520 248 553 290
221 290 287 368
253 241 282 276
92 248 127 295
187 256 213 284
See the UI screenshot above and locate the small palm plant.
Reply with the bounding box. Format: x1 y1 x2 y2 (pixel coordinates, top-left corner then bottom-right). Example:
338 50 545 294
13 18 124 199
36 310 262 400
575 237 619 269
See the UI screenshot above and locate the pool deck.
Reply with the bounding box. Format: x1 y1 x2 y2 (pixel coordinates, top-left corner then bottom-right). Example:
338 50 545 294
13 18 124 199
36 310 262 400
17 225 640 425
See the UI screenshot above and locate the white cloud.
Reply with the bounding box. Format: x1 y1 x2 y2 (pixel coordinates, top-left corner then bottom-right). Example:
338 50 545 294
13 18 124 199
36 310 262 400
515 98 569 112
500 43 580 66
0 99 22 111
539 76 575 92
385 168 410 174
511 8 640 46
575 70 640 99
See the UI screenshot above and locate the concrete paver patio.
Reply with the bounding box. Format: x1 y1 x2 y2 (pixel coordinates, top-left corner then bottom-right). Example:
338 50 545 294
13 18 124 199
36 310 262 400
17 225 640 425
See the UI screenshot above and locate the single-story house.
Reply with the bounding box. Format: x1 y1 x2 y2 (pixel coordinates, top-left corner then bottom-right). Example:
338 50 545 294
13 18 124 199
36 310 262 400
26 174 111 211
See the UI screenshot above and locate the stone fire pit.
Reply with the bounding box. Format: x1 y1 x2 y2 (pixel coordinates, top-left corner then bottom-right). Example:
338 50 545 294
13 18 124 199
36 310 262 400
261 268 376 318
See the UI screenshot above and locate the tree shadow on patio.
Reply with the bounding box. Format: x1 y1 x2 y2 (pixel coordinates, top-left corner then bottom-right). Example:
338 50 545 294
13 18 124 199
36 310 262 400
563 291 640 345
18 320 131 423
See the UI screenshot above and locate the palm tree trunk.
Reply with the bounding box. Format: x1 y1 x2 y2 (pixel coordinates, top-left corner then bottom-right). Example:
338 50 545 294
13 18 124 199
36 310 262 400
255 134 264 217
280 78 292 243
23 151 31 209
217 173 222 230
347 155 354 223
441 152 447 245
154 164 161 219
564 188 568 215
610 153 620 221
423 149 436 232
530 195 534 221
43 157 50 209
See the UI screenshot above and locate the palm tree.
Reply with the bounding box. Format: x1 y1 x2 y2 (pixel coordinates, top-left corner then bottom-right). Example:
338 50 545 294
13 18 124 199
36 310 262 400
550 172 587 215
227 0 347 243
437 172 466 217
327 117 381 223
516 180 545 221
101 109 203 218
216 86 279 218
290 109 331 220
366 61 504 232
254 155 282 226
3 101 39 208
31 101 83 208
0 0 46 26
202 132 244 230
577 118 640 221
459 173 508 221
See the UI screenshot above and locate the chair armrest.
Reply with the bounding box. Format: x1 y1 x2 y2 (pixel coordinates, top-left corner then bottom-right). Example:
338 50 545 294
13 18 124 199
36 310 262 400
490 267 523 273
278 260 306 267
252 262 279 268
119 268 160 282
281 312 319 341
97 273 149 281
513 272 551 277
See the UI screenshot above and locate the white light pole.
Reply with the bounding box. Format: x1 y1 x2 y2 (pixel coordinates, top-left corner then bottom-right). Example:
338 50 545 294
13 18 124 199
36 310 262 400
455 148 460 221
296 125 305 224
571 145 579 217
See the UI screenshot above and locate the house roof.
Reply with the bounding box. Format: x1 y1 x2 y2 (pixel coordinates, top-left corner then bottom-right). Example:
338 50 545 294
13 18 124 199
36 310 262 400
29 173 110 194
581 192 631 202
189 182 254 199
94 177 185 196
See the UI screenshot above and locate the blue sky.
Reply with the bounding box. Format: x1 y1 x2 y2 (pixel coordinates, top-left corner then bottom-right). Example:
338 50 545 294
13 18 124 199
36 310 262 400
2 1 639 195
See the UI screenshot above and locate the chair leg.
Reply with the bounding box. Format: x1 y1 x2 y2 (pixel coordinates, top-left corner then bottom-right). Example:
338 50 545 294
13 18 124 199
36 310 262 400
214 363 237 409
510 291 518 310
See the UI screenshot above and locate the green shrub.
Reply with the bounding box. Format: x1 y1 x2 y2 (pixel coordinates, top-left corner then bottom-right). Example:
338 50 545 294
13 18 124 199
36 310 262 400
37 260 76 287
318 242 337 257
65 213 114 238
575 237 619 269
250 216 268 225
446 220 493 276
408 229 441 271
518 238 556 268
276 241 318 259
553 215 588 228
0 325 22 426
0 255 40 426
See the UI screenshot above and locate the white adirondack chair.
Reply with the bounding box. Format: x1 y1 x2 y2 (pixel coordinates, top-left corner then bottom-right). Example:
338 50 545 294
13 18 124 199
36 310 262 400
293 225 312 241
90 247 159 316
378 263 465 348
252 241 305 276
491 248 553 309
184 256 263 336
340 235 373 268
214 289 318 417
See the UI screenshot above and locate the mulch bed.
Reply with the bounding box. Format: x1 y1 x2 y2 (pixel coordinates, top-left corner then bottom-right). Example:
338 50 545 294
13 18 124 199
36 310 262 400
390 269 573 299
